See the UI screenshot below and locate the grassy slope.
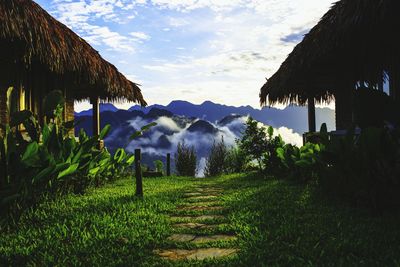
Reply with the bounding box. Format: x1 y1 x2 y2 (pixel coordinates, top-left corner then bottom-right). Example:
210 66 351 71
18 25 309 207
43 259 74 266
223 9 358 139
1 173 400 266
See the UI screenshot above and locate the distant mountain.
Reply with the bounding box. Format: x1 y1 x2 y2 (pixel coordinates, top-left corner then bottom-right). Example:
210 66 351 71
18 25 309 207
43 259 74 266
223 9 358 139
76 100 335 134
75 103 119 116
187 120 218 134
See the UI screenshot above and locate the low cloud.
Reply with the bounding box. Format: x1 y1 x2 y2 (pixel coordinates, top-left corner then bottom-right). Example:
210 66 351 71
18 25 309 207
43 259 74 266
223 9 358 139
105 114 302 176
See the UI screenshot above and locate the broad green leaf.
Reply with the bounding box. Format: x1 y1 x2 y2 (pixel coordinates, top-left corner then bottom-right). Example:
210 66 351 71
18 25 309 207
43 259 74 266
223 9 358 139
21 142 40 167
126 155 135 165
57 163 79 179
99 124 111 140
32 165 56 184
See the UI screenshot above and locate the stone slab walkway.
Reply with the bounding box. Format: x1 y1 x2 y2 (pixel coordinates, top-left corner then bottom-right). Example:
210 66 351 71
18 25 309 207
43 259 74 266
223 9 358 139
155 184 239 262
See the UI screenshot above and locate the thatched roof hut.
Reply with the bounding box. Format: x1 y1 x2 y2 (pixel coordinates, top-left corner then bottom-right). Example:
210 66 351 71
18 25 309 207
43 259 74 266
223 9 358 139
260 0 400 131
0 0 146 104
0 0 146 136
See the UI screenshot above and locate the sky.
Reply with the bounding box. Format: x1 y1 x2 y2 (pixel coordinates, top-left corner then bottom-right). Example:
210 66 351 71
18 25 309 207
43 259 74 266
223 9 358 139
35 0 337 111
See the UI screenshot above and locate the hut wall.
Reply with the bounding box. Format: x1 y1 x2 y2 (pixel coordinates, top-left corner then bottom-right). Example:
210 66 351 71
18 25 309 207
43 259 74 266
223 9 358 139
65 98 75 136
335 87 354 130
0 88 8 125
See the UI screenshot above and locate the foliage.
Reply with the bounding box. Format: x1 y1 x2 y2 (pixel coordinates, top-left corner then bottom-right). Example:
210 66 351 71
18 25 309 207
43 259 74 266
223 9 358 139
204 137 229 177
238 117 269 171
1 174 399 266
276 142 325 182
0 91 140 220
174 141 197 177
321 127 400 211
153 160 164 173
225 146 250 173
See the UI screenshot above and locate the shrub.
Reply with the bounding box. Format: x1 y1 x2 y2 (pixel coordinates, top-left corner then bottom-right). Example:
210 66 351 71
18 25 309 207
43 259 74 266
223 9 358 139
154 160 164 173
204 137 228 177
321 127 400 211
175 141 197 177
0 91 150 220
225 146 250 173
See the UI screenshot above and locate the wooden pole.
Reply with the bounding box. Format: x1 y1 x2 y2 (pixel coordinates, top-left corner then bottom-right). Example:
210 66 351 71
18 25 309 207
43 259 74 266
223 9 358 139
135 149 143 197
389 70 398 100
166 153 171 176
308 97 316 132
91 97 100 137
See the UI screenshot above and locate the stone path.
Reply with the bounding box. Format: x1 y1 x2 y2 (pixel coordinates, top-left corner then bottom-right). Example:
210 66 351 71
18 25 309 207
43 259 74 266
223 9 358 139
155 184 239 262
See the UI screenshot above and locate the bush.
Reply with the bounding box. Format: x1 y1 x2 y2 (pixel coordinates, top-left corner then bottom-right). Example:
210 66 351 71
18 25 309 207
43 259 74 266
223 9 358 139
225 146 250 173
154 160 164 173
204 137 228 177
175 141 197 177
321 127 400 211
0 91 151 220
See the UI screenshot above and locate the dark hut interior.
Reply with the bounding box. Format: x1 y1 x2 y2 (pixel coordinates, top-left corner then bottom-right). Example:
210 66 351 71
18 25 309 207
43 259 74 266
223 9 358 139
0 0 146 136
260 0 400 133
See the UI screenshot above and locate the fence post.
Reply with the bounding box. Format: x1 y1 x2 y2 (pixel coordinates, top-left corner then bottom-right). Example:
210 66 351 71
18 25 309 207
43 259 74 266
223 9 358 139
166 153 171 176
135 149 143 197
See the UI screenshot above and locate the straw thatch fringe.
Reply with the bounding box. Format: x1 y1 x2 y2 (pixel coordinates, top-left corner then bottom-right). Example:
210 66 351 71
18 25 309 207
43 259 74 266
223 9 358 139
0 0 146 106
260 0 400 107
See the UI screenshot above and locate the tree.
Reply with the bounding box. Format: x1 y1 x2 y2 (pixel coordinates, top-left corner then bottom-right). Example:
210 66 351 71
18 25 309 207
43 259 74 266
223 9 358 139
238 117 268 171
175 141 197 177
204 137 228 177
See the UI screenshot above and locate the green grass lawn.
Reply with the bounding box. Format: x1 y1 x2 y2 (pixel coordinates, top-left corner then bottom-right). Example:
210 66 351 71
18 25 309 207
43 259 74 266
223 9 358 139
1 173 400 266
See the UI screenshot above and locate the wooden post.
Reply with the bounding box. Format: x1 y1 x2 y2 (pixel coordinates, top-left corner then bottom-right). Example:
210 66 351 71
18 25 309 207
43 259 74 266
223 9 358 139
389 70 398 101
166 153 171 176
91 97 100 137
135 149 143 197
308 97 316 132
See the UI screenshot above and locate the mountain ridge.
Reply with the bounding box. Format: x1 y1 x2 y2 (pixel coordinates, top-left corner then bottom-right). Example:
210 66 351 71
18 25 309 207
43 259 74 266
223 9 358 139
75 100 335 134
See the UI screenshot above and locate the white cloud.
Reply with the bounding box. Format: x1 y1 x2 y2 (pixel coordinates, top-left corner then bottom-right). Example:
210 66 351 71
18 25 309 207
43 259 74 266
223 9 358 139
46 0 337 109
48 0 143 51
130 31 151 41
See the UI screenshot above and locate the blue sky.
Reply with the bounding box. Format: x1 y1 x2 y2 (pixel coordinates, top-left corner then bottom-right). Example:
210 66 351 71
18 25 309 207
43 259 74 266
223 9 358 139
35 0 337 111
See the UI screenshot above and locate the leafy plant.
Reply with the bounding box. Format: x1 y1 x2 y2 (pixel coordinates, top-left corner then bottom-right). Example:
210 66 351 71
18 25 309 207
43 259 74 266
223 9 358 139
154 160 164 173
321 126 400 211
175 141 197 177
0 91 141 221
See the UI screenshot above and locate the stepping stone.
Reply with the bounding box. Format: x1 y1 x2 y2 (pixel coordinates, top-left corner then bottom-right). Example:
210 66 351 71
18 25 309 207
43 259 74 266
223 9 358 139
167 234 197 242
180 202 220 207
184 192 202 197
187 195 219 201
194 187 223 191
155 248 239 261
168 234 237 244
173 222 219 230
176 206 224 211
170 215 226 221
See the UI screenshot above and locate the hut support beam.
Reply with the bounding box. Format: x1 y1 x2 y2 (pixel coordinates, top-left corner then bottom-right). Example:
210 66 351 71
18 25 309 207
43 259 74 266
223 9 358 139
91 97 100 137
308 97 316 132
389 71 399 101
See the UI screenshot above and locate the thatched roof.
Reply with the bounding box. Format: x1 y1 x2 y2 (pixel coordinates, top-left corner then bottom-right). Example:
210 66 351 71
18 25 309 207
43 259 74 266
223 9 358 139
0 0 146 105
260 0 400 106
